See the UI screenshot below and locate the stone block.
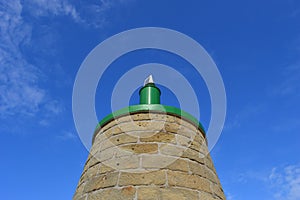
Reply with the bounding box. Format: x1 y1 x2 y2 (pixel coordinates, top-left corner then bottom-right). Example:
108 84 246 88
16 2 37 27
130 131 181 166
211 183 225 199
87 186 136 200
189 161 218 183
120 143 158 154
137 187 160 200
84 172 119 193
103 155 139 170
182 148 205 164
119 170 166 186
140 131 176 143
160 144 185 157
141 155 177 169
160 188 199 200
167 171 211 193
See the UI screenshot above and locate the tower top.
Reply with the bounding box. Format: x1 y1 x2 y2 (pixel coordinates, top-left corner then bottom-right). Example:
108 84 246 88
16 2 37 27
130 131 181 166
94 74 205 140
139 75 161 104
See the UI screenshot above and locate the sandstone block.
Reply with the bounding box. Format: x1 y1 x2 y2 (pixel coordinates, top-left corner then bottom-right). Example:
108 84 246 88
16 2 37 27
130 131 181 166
119 171 166 186
161 188 199 200
160 144 185 157
211 183 225 199
167 171 212 193
87 186 136 200
142 155 177 169
103 155 139 170
120 143 158 154
84 172 119 193
189 161 218 183
182 148 205 164
140 131 176 143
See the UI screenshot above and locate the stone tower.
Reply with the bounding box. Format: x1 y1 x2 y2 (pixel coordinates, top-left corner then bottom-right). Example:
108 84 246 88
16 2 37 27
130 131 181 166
73 75 225 200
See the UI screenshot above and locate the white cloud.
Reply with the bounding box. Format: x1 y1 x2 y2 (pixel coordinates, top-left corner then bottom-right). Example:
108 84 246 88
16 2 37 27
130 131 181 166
272 61 300 97
23 0 81 22
44 100 63 115
224 104 264 131
0 1 46 116
57 131 77 141
22 0 133 28
0 0 132 118
269 165 300 200
226 192 235 200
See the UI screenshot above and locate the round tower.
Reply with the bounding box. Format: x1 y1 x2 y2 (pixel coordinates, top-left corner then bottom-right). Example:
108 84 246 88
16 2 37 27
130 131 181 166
73 76 225 200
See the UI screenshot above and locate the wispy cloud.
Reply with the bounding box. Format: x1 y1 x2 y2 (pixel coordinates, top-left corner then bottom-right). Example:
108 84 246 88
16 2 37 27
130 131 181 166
0 0 130 118
22 0 81 22
225 192 235 200
0 1 46 116
275 63 300 96
74 0 134 28
22 0 133 28
56 131 77 141
269 164 300 200
272 117 300 132
224 104 264 131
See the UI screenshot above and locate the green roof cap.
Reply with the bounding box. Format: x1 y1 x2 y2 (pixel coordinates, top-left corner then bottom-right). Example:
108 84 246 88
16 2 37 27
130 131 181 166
93 75 205 142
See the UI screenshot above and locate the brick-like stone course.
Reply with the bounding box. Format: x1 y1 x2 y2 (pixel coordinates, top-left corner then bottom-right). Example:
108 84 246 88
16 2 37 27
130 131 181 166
73 113 225 200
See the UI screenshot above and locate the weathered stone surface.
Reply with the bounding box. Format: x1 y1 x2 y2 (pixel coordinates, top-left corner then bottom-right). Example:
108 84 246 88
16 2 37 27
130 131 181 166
167 171 212 193
211 183 226 199
164 122 180 134
74 182 86 198
141 155 177 169
103 155 139 170
117 121 165 132
204 155 217 174
84 172 119 193
166 158 189 172
141 155 189 172
160 188 199 200
199 191 219 200
176 134 192 147
193 134 205 145
87 186 136 200
84 164 100 180
119 171 166 186
120 143 158 154
73 194 87 200
188 139 202 152
137 187 160 200
86 156 101 168
182 148 205 164
103 126 123 137
137 187 198 200
98 164 114 174
160 144 185 157
140 131 176 143
74 113 225 200
131 113 152 120
109 133 138 146
100 133 138 150
189 161 218 184
95 148 114 162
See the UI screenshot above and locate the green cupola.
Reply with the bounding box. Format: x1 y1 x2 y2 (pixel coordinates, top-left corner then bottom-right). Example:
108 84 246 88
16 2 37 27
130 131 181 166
139 75 161 104
93 74 205 142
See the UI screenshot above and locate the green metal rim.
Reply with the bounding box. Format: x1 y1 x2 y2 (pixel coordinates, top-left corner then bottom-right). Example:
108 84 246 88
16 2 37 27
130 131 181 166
94 104 205 141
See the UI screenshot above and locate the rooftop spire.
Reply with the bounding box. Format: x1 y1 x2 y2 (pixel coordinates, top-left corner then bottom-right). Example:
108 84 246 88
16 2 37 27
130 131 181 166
139 75 161 104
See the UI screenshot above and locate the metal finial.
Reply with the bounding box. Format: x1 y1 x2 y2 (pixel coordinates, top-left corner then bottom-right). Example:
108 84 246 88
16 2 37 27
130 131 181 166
144 75 154 86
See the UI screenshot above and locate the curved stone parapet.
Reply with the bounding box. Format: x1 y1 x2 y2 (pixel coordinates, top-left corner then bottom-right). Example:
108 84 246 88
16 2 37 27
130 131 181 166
73 113 225 200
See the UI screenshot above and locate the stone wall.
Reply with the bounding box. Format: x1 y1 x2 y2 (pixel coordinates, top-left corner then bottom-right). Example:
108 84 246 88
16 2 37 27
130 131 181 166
73 113 225 200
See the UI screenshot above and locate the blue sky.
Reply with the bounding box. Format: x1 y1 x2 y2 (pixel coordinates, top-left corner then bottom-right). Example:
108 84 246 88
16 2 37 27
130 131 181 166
1 0 300 199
